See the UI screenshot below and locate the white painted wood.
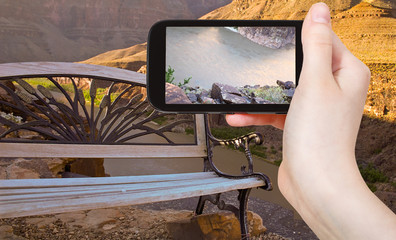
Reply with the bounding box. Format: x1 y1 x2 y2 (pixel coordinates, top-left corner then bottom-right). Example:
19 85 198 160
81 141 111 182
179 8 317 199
0 62 146 85
0 172 216 188
0 175 264 218
0 176 232 199
0 62 264 220
195 114 207 147
0 143 207 158
0 178 241 202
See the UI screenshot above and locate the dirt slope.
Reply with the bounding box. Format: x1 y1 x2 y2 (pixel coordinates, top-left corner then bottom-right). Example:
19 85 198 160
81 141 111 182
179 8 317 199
80 43 147 71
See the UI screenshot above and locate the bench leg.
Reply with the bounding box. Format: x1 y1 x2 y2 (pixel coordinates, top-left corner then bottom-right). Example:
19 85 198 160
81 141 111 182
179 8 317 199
195 195 206 215
238 188 251 240
194 189 253 240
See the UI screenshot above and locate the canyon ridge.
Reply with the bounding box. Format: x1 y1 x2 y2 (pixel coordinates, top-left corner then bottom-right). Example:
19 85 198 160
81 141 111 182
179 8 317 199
0 0 231 63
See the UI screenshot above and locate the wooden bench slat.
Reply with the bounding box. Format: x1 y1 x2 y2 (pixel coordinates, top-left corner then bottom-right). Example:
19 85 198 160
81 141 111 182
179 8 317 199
0 143 207 159
0 177 264 218
0 62 146 85
1 177 236 200
0 172 215 188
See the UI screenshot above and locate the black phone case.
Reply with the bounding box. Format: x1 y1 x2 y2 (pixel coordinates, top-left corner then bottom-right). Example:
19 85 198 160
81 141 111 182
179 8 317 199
147 20 303 113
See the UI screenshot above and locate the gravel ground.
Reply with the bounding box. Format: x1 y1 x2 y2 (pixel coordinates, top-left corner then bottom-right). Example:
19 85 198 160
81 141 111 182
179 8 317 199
138 191 317 240
0 192 317 240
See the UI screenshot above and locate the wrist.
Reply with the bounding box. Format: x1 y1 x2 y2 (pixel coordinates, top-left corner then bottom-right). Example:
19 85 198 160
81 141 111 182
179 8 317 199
279 157 396 239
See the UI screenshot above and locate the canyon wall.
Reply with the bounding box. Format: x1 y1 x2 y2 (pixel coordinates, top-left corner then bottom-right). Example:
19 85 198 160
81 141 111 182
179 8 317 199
201 0 394 20
0 0 231 63
238 27 295 49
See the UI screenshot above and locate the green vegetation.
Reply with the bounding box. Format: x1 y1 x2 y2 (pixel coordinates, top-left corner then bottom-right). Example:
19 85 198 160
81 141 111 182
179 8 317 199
25 78 118 106
26 78 72 92
144 109 171 126
210 126 253 140
247 86 288 104
165 66 191 88
210 126 278 164
250 145 267 159
82 88 119 106
151 116 168 125
359 163 388 183
274 160 282 167
371 148 383 154
270 145 277 154
366 183 377 192
165 66 175 84
185 127 194 135
359 163 389 192
180 77 192 88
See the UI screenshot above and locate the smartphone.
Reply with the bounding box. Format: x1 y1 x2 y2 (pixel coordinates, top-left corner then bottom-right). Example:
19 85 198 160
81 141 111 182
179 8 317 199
147 20 303 113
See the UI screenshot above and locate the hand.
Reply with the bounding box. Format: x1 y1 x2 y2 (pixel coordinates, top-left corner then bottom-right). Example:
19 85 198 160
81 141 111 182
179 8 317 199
227 3 396 239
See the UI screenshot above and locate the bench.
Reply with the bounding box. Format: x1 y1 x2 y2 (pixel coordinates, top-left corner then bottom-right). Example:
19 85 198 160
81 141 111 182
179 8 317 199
0 62 272 239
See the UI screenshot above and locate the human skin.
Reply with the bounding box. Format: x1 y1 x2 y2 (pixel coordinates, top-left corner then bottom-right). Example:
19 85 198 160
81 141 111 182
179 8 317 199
227 3 396 239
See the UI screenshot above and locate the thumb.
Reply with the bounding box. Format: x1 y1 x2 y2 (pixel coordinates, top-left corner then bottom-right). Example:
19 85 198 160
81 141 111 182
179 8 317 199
300 3 333 81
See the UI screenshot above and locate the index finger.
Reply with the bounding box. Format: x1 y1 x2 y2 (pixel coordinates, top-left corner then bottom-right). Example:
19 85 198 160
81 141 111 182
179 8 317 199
226 114 286 130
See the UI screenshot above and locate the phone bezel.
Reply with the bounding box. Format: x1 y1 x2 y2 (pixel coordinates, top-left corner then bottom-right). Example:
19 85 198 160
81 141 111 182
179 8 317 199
147 20 303 113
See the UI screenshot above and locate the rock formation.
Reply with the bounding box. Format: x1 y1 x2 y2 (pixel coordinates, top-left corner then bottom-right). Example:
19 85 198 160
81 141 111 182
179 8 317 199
165 83 192 104
0 157 106 180
211 83 248 104
78 0 395 84
201 0 395 64
238 27 295 49
0 0 231 63
201 0 395 20
168 81 294 105
83 0 395 75
167 211 266 239
331 1 396 63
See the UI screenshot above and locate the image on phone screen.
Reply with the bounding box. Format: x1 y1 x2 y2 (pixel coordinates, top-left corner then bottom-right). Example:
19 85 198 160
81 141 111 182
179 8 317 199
165 26 296 105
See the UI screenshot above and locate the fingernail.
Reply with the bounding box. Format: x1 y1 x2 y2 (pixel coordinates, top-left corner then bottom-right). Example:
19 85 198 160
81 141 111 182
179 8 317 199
311 2 331 24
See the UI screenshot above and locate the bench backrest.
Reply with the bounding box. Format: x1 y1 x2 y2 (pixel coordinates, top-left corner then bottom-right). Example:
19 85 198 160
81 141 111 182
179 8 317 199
0 62 207 159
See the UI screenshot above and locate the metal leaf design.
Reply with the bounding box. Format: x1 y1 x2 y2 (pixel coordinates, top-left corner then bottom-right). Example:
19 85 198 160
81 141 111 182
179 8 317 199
0 77 194 145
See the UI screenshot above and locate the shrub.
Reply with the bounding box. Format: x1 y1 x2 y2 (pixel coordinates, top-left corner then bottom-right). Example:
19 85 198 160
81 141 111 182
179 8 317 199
185 127 194 135
367 183 377 192
252 86 287 104
274 160 282 166
165 66 191 88
210 126 254 140
179 77 191 88
165 66 175 84
359 163 388 183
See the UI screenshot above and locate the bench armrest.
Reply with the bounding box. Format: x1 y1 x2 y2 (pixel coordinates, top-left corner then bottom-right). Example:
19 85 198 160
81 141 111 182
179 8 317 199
204 116 272 191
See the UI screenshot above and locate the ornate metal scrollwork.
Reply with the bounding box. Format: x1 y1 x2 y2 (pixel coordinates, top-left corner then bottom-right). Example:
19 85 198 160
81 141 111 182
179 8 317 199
195 189 253 240
0 77 194 144
204 115 272 191
197 115 272 240
196 193 239 216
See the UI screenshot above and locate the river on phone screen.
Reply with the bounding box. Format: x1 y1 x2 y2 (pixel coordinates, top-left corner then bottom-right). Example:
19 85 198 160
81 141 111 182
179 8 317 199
166 27 295 89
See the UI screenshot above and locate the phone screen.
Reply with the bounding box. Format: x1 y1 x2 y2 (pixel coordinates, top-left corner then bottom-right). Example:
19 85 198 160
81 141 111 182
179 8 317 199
165 26 296 105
